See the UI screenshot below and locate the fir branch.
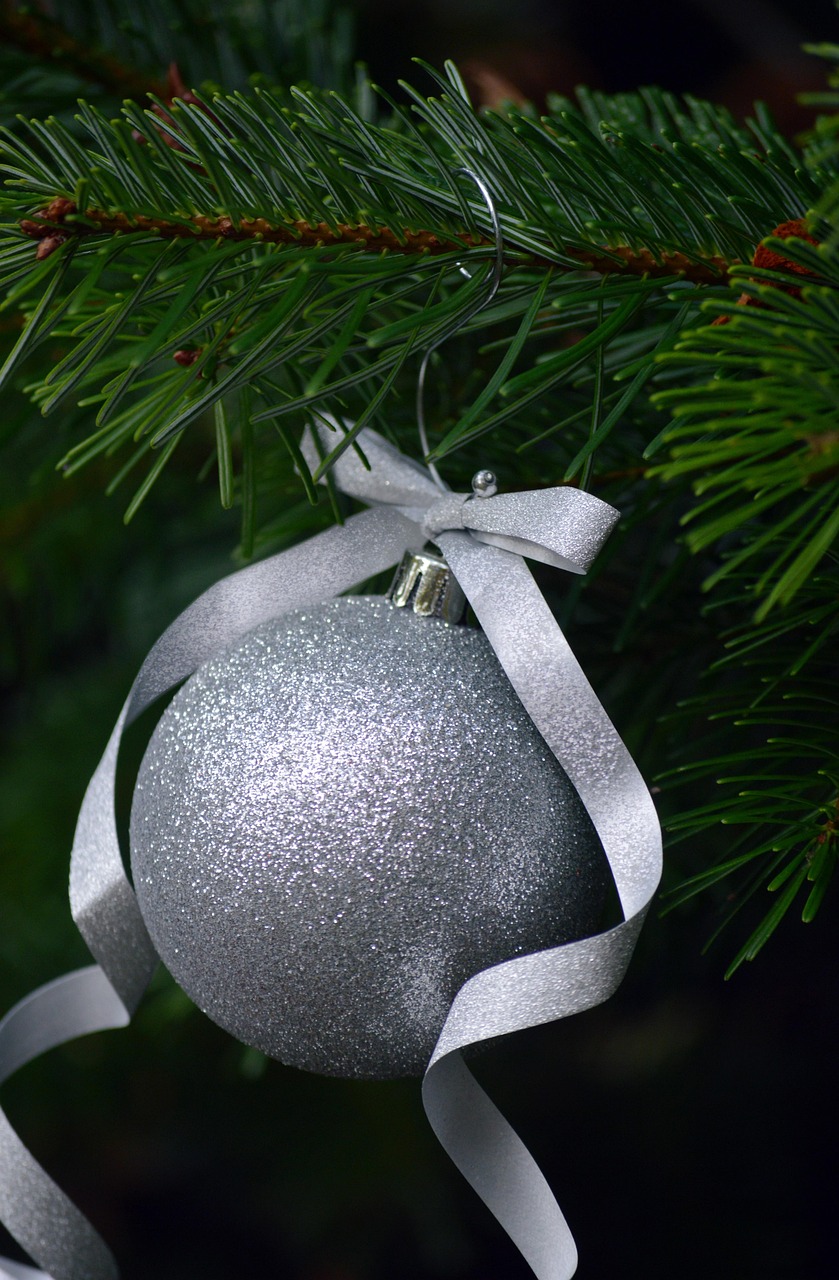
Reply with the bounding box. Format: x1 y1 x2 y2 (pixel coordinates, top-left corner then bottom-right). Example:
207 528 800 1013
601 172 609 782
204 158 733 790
3 71 789 523
0 72 829 596
0 70 812 480
651 231 839 616
15 197 735 281
659 556 839 972
18 198 479 258
2 72 814 271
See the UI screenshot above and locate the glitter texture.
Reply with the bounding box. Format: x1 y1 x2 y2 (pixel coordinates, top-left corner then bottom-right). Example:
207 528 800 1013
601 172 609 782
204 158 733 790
130 596 608 1079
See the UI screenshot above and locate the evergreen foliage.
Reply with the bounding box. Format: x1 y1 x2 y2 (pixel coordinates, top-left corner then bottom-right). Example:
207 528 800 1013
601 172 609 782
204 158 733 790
1 0 837 973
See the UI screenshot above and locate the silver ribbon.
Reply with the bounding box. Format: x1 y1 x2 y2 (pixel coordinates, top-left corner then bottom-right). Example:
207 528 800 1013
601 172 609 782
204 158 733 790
1 422 661 1280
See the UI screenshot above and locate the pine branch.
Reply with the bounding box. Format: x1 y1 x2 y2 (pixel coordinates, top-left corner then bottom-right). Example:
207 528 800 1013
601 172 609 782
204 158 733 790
645 200 839 963
0 68 816 503
16 197 733 281
18 197 479 259
651 232 839 616
2 67 814 268
659 554 839 972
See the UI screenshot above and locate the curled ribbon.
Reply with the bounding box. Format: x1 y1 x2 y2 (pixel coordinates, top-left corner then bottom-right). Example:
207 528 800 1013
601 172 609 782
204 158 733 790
1 420 661 1280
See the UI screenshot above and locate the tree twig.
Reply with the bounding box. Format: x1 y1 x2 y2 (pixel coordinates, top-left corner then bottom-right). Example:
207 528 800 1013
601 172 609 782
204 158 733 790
18 199 735 282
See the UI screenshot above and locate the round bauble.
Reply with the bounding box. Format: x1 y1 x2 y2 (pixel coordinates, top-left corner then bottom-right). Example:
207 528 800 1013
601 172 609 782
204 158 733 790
129 595 609 1079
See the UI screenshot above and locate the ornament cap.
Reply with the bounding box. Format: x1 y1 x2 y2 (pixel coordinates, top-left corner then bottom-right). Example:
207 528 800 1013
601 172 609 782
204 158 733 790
387 548 467 622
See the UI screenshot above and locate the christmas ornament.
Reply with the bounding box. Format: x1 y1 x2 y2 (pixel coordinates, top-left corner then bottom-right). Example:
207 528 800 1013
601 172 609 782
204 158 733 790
130 590 609 1080
0 421 662 1280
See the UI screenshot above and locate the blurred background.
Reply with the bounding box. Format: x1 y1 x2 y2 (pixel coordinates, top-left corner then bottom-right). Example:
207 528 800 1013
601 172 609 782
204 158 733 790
1 1 837 1277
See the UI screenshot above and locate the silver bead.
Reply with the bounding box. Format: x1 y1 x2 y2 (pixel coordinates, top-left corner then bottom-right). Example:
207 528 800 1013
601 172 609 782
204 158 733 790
471 469 498 498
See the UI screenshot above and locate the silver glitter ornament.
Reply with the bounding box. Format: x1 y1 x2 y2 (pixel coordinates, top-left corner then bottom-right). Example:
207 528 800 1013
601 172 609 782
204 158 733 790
130 595 609 1080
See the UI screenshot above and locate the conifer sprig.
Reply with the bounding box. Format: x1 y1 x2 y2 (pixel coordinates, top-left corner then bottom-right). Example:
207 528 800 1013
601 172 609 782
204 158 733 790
0 67 818 505
651 236 839 616
660 556 839 973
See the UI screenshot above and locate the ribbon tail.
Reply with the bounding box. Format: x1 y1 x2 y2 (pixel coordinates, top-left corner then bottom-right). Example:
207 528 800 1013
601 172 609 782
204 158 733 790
422 915 644 1280
423 1052 578 1280
0 968 129 1280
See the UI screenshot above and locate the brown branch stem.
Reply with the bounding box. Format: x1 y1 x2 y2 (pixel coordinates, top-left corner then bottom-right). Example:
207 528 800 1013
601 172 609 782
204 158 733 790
19 200 735 282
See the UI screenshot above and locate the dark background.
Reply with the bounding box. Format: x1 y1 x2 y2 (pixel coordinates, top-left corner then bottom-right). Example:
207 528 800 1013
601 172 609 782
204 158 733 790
1 2 837 1278
355 0 833 132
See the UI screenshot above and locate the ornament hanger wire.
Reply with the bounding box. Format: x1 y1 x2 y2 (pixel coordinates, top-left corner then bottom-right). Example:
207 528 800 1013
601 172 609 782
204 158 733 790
417 167 504 492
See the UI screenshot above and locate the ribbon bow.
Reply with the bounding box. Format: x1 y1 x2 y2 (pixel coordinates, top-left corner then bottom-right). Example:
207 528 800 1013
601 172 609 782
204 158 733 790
1 423 661 1280
300 420 620 573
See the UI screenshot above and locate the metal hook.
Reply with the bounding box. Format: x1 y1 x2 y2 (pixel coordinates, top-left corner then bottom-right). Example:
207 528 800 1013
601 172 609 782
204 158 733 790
417 168 504 492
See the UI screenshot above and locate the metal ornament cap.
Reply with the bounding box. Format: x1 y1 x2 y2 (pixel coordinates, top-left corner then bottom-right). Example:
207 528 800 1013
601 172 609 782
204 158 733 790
387 547 467 621
129 595 610 1080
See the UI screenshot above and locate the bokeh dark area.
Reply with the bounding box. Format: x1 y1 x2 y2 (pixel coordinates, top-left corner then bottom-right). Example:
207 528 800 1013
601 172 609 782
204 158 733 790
356 0 836 135
1 2 837 1278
